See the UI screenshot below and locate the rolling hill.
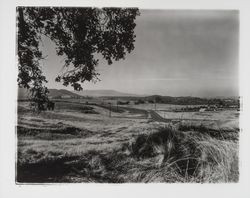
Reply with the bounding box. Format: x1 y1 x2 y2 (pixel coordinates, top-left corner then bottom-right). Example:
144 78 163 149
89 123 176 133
18 88 81 99
18 88 30 99
73 89 139 97
48 89 81 98
18 88 138 99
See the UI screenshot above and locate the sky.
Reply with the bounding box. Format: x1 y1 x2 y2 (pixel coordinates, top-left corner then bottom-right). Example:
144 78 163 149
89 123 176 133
40 9 239 97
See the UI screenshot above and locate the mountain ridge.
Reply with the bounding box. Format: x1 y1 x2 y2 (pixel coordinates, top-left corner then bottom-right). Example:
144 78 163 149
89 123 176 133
18 88 239 100
73 89 141 97
18 88 140 99
18 88 81 99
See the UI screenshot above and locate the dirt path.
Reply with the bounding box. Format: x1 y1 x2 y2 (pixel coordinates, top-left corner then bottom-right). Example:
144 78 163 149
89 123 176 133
149 110 172 122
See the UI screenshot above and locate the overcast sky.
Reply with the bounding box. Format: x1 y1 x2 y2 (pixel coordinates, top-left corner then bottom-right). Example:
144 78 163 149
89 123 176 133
40 9 239 97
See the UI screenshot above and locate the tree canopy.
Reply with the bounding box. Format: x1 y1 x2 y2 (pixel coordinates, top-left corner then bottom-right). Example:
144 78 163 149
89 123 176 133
17 7 140 110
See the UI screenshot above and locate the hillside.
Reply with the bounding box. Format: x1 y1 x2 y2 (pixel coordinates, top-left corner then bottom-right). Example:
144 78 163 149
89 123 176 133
144 95 240 106
18 88 81 99
18 88 30 99
74 89 139 97
48 89 81 98
145 95 209 105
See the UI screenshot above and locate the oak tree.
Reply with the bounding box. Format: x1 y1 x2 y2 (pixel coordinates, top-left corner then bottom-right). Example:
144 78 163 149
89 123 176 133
17 7 139 110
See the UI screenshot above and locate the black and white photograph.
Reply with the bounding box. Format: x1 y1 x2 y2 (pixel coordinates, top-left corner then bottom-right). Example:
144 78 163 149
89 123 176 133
1 0 250 198
16 7 240 183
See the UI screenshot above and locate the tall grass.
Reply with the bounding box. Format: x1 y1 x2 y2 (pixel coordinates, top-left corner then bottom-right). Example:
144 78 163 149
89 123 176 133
125 126 239 182
17 125 239 183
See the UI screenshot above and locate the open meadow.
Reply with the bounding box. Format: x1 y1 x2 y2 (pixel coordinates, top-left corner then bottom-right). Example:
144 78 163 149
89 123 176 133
16 99 239 183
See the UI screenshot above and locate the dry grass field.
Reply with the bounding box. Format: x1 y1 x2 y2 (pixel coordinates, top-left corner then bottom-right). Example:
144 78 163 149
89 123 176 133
16 100 239 183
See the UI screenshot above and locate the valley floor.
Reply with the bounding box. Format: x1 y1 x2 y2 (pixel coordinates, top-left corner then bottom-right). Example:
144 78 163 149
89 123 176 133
16 101 239 183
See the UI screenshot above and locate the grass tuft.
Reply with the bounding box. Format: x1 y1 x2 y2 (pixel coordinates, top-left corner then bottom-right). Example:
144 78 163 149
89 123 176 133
126 126 239 182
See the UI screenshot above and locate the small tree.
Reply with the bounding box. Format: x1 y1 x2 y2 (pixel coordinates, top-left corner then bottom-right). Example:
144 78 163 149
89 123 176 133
17 7 140 110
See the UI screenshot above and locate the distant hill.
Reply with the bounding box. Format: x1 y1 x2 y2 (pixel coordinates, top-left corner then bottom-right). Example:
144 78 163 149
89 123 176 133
74 89 139 97
145 95 208 105
18 88 239 105
18 88 137 99
144 95 239 106
18 88 30 99
48 89 81 98
18 88 81 99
